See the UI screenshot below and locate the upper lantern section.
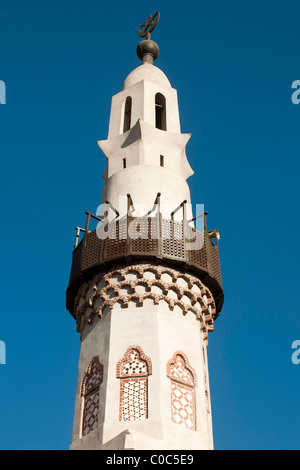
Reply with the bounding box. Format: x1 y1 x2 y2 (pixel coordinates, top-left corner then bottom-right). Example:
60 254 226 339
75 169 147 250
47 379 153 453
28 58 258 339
106 12 179 138
97 12 194 219
106 62 182 138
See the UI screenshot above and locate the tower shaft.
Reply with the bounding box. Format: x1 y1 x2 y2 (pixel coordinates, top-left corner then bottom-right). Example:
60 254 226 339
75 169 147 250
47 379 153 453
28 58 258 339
66 19 223 450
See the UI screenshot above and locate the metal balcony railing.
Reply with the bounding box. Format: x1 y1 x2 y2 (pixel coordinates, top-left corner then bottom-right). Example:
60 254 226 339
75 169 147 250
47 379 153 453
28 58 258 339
66 195 224 317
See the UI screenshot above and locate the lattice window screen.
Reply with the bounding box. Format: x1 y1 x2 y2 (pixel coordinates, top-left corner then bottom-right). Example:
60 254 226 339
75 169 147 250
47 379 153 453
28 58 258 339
116 346 152 422
81 356 103 437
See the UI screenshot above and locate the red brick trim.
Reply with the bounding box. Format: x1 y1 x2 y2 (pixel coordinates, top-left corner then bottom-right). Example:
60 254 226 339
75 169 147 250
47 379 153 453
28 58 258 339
166 351 197 388
74 264 216 345
167 351 197 431
116 346 151 422
116 345 152 378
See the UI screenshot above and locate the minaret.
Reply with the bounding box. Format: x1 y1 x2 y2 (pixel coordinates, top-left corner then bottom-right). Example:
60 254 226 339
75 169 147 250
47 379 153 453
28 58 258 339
66 13 224 451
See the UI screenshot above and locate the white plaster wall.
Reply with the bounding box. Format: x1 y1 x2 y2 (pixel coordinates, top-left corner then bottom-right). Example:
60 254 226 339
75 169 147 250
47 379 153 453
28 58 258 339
101 164 193 221
108 81 145 138
156 303 213 449
99 119 193 181
98 62 194 223
122 63 171 91
70 300 213 450
70 309 111 447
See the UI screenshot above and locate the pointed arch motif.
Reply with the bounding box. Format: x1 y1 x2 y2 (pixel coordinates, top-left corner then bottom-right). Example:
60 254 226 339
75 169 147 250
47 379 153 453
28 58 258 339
117 346 152 422
81 356 103 437
166 351 197 431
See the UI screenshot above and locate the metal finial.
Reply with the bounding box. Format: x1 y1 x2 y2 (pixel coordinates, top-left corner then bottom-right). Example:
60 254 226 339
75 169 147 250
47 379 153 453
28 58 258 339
137 12 160 64
138 12 160 40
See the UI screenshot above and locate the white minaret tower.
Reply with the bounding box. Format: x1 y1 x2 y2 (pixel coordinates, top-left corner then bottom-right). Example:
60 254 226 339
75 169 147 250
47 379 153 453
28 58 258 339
66 13 224 451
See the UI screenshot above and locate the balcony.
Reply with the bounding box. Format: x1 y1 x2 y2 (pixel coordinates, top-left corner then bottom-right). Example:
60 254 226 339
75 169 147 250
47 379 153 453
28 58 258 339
66 202 224 318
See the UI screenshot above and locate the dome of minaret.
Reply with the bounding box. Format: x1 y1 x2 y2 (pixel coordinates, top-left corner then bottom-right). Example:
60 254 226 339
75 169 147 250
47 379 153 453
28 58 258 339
122 63 171 90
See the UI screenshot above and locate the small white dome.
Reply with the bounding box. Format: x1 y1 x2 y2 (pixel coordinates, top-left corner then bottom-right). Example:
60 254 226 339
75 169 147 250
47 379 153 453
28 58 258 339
122 63 171 90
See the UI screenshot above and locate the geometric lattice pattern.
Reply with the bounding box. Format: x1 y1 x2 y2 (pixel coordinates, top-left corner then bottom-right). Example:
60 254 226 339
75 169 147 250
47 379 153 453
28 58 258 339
170 382 196 430
116 346 152 422
81 356 103 437
120 378 147 421
167 352 197 431
82 390 100 436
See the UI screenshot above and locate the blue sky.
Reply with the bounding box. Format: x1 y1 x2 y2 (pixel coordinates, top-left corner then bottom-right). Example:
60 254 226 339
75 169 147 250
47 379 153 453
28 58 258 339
0 0 300 450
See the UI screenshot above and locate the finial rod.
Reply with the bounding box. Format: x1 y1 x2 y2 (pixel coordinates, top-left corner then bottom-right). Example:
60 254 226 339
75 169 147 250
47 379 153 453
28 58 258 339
137 12 160 64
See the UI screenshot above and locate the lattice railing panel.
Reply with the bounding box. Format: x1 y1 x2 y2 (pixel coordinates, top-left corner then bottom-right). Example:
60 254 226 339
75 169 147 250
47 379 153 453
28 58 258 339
130 217 158 254
82 231 102 270
161 219 185 259
104 219 127 261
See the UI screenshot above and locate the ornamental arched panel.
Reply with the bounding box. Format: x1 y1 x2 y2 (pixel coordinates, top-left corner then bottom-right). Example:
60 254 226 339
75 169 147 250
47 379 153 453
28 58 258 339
166 352 197 431
116 346 152 422
81 356 103 437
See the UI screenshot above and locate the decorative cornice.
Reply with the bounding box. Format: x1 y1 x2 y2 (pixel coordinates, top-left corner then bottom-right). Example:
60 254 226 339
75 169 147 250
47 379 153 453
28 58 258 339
74 264 216 344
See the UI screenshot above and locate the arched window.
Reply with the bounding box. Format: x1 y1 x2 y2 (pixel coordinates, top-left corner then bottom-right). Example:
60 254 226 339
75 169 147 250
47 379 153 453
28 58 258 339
81 356 103 437
123 96 132 132
155 93 166 131
166 352 197 430
116 346 152 422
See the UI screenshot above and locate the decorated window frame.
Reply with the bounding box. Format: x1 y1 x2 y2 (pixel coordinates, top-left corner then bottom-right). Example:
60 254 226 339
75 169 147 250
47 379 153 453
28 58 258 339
166 351 197 431
80 356 103 437
116 346 152 422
